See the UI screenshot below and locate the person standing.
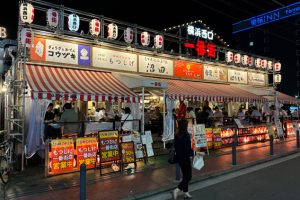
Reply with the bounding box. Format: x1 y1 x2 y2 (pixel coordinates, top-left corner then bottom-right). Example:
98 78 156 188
121 107 133 132
59 103 79 135
173 119 193 199
177 101 187 120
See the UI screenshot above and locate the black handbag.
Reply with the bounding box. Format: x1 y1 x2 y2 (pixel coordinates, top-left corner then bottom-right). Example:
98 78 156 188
168 141 177 164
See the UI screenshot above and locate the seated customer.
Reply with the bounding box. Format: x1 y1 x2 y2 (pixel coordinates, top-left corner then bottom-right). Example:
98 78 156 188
59 103 79 135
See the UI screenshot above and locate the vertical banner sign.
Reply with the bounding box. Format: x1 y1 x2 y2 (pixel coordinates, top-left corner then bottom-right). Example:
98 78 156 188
212 128 222 149
193 124 207 148
120 142 135 164
50 139 74 174
139 55 174 76
98 130 120 163
76 137 98 169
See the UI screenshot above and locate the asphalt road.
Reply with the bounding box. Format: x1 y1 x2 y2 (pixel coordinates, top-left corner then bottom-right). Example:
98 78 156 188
188 154 300 200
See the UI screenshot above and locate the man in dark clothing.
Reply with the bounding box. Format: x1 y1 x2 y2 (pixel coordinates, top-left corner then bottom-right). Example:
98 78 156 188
44 103 55 123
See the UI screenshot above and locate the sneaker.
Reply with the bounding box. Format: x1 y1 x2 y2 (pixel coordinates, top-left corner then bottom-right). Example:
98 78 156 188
173 188 180 199
184 192 192 199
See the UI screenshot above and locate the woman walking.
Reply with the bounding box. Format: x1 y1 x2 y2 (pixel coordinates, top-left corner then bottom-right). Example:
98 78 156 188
173 119 193 199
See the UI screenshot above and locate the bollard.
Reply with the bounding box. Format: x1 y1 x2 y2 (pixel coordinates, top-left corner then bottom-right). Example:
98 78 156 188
175 163 181 181
269 134 274 155
232 132 237 166
80 164 86 200
297 130 300 148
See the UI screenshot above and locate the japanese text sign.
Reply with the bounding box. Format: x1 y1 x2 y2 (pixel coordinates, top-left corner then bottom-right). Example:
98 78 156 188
92 47 137 72
228 69 247 84
120 142 135 164
184 40 216 58
174 61 203 80
76 137 98 169
203 65 227 82
98 130 120 163
248 72 266 86
30 37 90 66
50 139 74 174
139 55 173 76
193 124 207 148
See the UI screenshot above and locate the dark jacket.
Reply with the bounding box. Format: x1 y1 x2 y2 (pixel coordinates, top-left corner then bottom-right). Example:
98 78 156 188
174 133 193 163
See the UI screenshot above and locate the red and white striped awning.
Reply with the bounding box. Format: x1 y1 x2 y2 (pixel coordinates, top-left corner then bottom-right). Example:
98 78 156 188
26 65 139 102
164 79 266 102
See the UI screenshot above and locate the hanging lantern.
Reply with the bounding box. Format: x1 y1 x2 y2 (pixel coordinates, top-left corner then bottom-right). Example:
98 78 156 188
124 27 133 43
225 51 233 62
267 61 273 70
141 31 150 46
274 74 282 83
20 28 34 47
68 14 80 32
234 53 241 64
255 58 261 68
248 56 254 66
46 9 58 28
19 3 35 24
241 55 248 65
89 19 100 37
261 59 267 69
274 62 281 71
107 23 118 39
154 35 163 49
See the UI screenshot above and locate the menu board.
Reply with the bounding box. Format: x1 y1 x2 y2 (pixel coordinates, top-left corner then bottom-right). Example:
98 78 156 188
120 142 135 164
193 124 207 148
98 130 120 163
131 131 144 159
142 131 154 157
76 137 98 169
228 69 247 84
50 139 74 174
139 55 173 76
203 65 227 82
174 61 203 80
92 47 137 72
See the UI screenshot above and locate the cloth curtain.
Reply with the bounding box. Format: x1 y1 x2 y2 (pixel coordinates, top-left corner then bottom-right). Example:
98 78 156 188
25 99 51 159
162 97 174 141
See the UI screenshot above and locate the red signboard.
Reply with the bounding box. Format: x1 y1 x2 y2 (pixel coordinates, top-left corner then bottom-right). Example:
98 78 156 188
174 61 203 80
184 40 217 58
99 130 120 163
50 139 74 174
76 137 98 169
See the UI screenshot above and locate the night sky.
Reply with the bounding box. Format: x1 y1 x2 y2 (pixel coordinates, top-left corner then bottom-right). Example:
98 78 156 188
1 0 299 96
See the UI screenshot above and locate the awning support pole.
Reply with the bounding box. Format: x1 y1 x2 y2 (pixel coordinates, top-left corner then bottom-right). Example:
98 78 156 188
163 89 166 149
142 87 145 134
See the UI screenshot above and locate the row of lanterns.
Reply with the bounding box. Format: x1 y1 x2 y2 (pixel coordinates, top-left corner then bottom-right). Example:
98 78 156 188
20 3 164 48
225 51 281 72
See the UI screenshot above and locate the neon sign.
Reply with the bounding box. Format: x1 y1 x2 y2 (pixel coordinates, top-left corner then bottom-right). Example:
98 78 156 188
184 40 216 58
187 25 214 40
233 2 300 34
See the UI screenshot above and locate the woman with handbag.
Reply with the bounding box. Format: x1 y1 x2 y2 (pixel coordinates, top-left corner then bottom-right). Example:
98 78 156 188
173 119 193 199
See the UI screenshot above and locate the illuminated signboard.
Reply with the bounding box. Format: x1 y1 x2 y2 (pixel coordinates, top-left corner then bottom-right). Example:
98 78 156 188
187 25 214 40
0 27 7 39
184 40 216 58
233 2 300 34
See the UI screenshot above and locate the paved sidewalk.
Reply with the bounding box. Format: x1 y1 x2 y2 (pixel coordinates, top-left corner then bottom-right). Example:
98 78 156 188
2 138 299 200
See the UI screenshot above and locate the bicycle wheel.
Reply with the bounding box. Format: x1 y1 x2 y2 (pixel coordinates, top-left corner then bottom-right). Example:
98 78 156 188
0 156 9 184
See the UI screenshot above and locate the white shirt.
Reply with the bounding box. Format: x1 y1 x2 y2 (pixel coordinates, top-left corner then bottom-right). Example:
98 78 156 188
121 114 133 131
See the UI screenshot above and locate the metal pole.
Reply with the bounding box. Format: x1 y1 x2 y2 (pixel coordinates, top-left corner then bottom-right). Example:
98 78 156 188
142 87 145 134
297 130 299 148
270 134 274 155
163 89 166 148
21 45 26 171
80 164 86 200
232 130 237 165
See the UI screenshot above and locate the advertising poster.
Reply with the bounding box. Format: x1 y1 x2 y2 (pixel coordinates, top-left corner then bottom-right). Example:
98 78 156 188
203 65 227 82
139 55 173 76
50 139 74 174
120 142 135 164
92 47 137 72
30 36 90 66
98 130 120 163
228 69 247 84
193 124 207 148
76 137 98 169
174 61 203 80
131 132 144 159
205 128 214 149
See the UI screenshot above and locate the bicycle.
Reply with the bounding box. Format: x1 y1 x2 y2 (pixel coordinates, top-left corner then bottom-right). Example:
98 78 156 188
0 137 16 185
